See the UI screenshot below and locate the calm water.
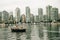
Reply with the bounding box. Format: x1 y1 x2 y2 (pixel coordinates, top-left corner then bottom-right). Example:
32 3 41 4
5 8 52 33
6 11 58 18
0 23 60 40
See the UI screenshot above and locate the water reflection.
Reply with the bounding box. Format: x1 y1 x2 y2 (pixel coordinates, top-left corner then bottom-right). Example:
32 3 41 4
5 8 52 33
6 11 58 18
16 33 21 40
0 23 60 40
26 23 31 40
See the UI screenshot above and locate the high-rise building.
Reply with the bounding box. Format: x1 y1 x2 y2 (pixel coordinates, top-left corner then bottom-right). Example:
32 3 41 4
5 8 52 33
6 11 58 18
58 14 60 20
38 8 43 22
21 14 26 23
15 7 20 22
51 8 58 21
2 10 9 23
43 15 48 21
30 14 34 23
34 15 39 23
9 12 14 22
46 5 52 21
0 12 2 22
26 7 31 22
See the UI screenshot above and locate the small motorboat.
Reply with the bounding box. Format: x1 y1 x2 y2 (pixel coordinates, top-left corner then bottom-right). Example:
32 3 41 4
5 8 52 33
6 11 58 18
11 24 26 32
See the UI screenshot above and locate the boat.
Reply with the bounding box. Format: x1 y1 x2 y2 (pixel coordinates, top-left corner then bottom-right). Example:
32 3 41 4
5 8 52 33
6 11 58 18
11 28 26 32
11 24 26 32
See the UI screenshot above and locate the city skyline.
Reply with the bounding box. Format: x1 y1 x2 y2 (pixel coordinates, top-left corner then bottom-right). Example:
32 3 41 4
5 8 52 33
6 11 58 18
0 5 59 23
0 5 59 16
0 0 60 16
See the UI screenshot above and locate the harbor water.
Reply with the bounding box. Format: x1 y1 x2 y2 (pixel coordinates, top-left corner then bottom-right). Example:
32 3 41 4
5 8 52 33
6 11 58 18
0 23 60 40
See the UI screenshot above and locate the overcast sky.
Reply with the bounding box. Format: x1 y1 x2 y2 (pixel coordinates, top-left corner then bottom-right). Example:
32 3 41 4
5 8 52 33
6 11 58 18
0 0 60 16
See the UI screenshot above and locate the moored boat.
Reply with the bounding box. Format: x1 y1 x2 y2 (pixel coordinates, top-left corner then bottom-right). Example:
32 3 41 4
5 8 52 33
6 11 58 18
11 24 26 32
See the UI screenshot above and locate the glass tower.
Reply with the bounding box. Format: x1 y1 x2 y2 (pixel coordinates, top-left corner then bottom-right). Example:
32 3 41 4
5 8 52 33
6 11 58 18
2 10 9 23
51 8 58 21
46 5 52 21
15 7 20 22
38 8 43 22
26 7 31 22
0 12 2 22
